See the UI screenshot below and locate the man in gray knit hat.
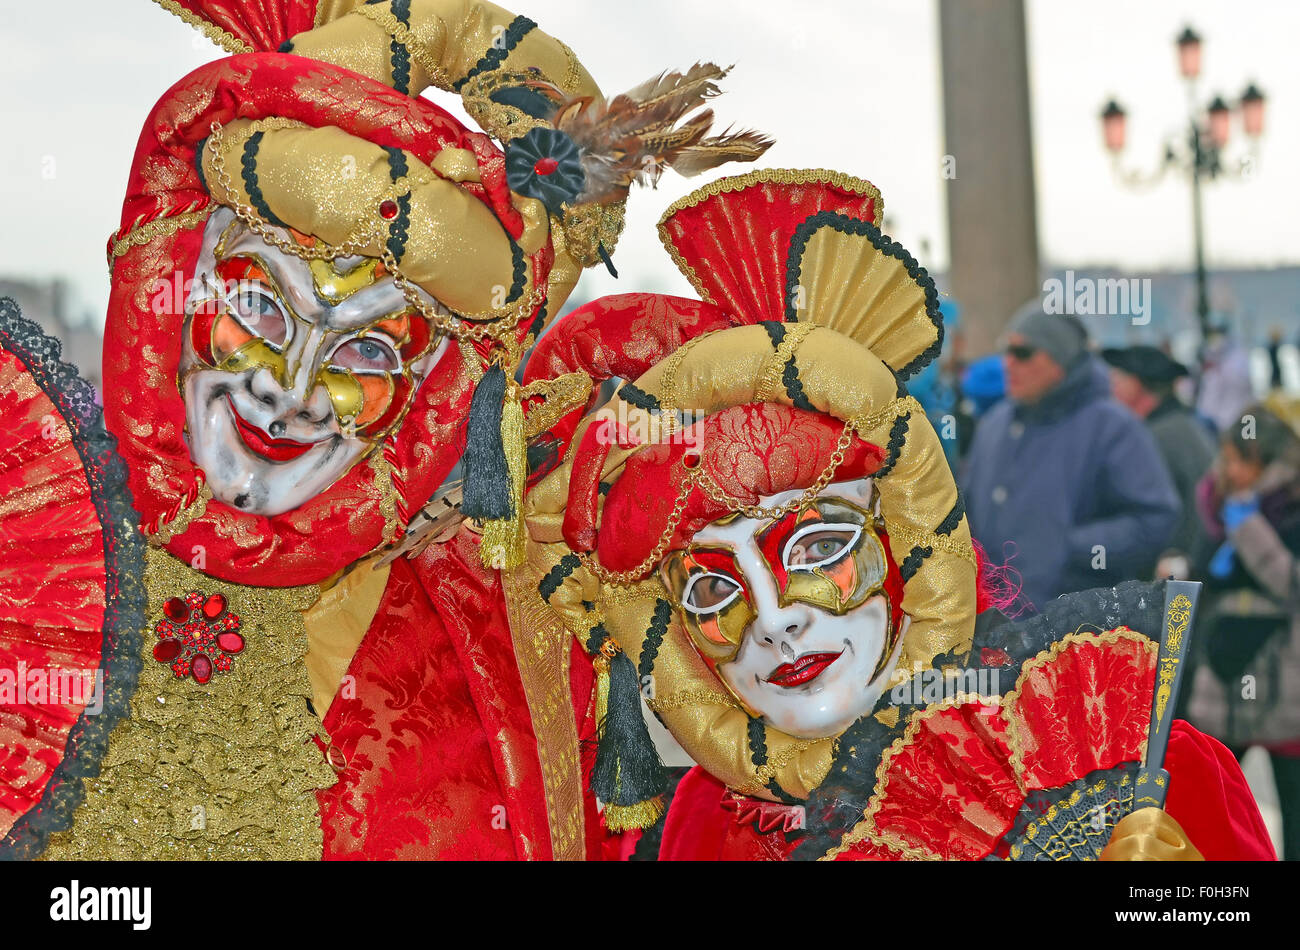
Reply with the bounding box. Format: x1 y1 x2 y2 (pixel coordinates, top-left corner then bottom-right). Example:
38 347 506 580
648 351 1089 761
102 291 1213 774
961 300 1181 610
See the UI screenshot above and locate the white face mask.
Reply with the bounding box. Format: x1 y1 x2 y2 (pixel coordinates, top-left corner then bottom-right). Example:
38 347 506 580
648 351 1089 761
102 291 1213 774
671 478 909 739
178 209 448 516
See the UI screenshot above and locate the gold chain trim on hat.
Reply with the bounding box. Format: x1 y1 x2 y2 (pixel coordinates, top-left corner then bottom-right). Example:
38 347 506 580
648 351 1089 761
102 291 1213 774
555 40 582 93
108 208 212 272
204 121 545 341
695 417 857 520
151 0 252 54
40 547 336 860
353 2 454 90
579 416 857 585
577 465 701 586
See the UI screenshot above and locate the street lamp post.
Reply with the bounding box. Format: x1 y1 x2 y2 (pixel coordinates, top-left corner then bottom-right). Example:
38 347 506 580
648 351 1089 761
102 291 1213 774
1100 25 1265 341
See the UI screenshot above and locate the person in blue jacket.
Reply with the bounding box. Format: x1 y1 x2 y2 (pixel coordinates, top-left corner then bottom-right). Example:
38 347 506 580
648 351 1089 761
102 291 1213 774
961 301 1181 611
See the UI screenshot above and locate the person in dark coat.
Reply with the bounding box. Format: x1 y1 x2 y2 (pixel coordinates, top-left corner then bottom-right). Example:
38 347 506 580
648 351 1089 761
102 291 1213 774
1103 345 1217 575
961 303 1181 611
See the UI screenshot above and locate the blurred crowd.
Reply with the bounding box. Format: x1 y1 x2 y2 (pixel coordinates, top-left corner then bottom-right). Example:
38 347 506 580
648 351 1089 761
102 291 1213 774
916 299 1300 860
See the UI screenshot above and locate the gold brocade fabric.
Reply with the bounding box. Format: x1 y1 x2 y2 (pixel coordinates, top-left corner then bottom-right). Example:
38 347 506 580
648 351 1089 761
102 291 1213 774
302 559 392 718
41 548 336 860
501 560 586 860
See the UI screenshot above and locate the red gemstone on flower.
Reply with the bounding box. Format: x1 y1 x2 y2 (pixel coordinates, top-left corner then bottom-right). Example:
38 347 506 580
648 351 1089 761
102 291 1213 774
379 199 399 219
203 593 227 619
163 597 189 622
217 632 245 655
185 591 204 608
533 157 559 176
214 654 232 672
153 640 182 663
981 647 1012 667
191 654 213 684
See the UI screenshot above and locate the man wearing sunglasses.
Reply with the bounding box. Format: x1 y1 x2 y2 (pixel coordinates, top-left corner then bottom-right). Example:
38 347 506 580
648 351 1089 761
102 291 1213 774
961 302 1181 610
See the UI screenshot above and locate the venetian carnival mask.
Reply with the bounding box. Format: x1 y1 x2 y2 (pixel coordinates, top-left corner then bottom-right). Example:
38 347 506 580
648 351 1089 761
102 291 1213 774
178 209 448 516
661 478 909 739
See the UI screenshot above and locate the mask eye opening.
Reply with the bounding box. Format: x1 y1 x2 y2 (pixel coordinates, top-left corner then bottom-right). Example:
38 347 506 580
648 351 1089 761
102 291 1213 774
782 522 863 573
680 571 743 616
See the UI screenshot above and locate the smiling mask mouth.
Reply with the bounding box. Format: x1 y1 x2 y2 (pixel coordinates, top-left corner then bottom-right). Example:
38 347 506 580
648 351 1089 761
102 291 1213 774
765 650 844 688
226 396 326 463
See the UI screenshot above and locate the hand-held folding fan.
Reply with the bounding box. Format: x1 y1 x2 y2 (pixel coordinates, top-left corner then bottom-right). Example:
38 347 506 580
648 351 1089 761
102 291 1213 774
0 298 145 860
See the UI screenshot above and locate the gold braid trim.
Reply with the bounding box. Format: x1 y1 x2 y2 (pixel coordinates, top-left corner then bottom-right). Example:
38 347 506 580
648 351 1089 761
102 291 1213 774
40 547 336 860
520 372 594 439
646 689 741 713
151 0 253 53
885 524 977 566
754 322 816 403
734 735 816 799
147 482 213 546
108 208 212 273
657 169 885 306
369 450 403 543
352 2 454 90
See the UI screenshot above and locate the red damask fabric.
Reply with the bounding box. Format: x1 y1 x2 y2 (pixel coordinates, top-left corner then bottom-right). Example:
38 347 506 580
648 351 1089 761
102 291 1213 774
317 525 601 859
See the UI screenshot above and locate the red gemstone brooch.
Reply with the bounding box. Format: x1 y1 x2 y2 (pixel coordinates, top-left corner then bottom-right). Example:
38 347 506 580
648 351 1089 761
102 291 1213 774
152 591 244 684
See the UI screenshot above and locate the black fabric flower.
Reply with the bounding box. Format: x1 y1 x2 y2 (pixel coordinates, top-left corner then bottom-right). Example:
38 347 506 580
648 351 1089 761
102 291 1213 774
505 127 585 215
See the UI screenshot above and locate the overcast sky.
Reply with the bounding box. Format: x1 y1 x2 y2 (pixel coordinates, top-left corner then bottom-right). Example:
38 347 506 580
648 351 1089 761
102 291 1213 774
1 0 1296 328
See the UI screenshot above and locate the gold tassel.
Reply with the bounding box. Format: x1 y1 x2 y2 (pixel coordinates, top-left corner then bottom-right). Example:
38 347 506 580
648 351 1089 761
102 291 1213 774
603 797 666 833
480 386 527 570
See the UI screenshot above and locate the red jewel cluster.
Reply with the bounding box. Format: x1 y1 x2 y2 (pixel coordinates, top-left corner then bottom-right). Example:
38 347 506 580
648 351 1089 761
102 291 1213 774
153 591 244 684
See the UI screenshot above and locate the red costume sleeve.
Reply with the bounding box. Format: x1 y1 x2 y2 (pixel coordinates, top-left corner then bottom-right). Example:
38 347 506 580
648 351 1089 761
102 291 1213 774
1164 719 1277 861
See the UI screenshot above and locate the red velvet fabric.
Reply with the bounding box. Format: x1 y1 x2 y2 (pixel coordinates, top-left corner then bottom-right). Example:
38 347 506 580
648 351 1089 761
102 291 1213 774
656 722 1276 861
317 525 603 859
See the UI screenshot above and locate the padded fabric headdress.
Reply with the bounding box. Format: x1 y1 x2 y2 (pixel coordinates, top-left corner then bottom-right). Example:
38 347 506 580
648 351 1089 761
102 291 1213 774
522 170 976 813
106 0 768 585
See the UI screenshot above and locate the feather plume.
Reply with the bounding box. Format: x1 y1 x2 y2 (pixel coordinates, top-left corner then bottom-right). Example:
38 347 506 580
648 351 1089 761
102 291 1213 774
546 63 773 206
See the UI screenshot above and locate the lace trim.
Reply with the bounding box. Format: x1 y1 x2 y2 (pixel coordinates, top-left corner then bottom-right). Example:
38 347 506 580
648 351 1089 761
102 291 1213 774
39 547 337 860
0 298 148 861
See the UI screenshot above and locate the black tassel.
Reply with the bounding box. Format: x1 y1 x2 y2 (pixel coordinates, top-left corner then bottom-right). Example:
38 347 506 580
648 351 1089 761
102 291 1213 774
593 649 666 810
461 363 512 520
597 242 618 278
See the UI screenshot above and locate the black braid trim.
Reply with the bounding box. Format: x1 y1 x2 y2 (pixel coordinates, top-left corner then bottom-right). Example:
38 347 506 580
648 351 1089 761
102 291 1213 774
538 552 581 603
585 622 608 656
760 320 786 349
194 136 209 194
638 599 671 681
746 716 768 767
452 15 537 91
783 211 944 380
900 545 932 583
389 0 412 95
242 131 287 228
874 411 910 478
935 493 965 536
781 355 816 411
619 384 662 415
506 239 527 304
385 194 412 264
